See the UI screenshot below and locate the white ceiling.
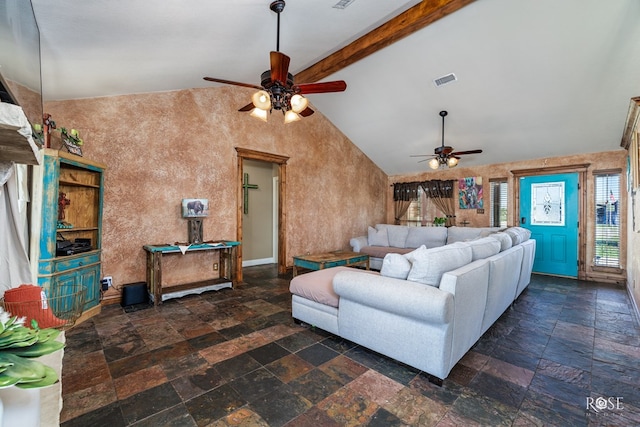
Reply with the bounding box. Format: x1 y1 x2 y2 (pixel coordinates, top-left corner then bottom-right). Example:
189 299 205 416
31 0 640 175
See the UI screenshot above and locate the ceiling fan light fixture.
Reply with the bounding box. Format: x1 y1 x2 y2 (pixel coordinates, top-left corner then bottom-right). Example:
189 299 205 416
252 90 271 110
283 110 301 124
428 158 440 170
447 157 459 168
250 107 269 122
290 94 308 113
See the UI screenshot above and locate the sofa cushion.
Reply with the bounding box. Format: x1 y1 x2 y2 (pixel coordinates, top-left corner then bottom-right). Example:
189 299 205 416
488 232 513 251
289 266 354 308
504 226 531 245
405 226 448 249
406 242 473 287
446 226 502 244
368 226 389 247
360 245 413 259
380 253 412 279
466 237 501 261
377 224 409 248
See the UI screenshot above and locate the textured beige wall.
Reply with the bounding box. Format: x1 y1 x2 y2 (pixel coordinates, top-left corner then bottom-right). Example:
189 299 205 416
44 86 386 297
388 150 628 284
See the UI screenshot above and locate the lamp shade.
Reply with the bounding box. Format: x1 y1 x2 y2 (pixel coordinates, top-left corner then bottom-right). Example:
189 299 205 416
428 158 440 170
284 110 301 124
290 94 308 113
447 157 459 168
250 108 268 122
252 90 271 110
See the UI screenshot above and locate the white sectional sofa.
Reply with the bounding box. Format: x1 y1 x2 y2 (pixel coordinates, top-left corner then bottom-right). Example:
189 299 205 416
350 224 503 270
290 226 535 383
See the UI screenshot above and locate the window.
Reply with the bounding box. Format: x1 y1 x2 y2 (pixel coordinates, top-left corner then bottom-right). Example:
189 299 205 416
594 172 620 267
489 179 508 228
402 187 440 226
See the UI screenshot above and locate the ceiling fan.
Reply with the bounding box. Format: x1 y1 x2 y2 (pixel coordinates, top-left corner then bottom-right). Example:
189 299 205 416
411 110 483 169
203 0 347 124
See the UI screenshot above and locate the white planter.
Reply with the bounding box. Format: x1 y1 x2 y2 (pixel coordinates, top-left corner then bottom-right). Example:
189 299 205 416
0 386 40 427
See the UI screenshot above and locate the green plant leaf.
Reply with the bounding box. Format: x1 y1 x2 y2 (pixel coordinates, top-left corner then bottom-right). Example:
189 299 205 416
0 354 46 381
7 341 65 358
15 366 58 389
0 374 20 387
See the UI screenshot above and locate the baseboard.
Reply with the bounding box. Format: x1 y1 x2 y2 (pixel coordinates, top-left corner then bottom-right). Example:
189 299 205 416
243 257 275 267
627 285 640 328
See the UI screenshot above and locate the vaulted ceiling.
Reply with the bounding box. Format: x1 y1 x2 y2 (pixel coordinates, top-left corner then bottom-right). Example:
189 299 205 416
30 0 640 175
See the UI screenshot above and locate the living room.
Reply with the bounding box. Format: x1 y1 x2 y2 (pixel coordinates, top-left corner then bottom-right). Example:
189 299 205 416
1 0 639 425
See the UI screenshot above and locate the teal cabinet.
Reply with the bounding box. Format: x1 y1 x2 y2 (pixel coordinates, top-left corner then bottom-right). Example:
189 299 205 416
37 149 105 312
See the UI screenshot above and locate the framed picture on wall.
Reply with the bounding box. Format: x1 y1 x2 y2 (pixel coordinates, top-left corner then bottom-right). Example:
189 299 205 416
181 198 209 218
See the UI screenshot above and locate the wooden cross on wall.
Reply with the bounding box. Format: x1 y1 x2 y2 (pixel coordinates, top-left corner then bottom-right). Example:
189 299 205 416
242 173 259 214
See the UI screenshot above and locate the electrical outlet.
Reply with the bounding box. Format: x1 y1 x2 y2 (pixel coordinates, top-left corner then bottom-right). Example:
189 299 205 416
213 263 219 271
101 276 113 291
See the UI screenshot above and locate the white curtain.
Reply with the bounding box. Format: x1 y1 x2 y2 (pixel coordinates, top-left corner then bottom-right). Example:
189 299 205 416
0 164 32 296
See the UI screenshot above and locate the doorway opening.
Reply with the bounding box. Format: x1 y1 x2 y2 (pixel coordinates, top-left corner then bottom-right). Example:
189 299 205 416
235 148 289 282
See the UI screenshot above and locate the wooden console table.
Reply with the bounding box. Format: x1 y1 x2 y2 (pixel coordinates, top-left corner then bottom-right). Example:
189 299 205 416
143 241 240 305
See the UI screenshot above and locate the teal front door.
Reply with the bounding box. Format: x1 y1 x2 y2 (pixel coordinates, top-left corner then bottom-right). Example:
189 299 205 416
519 173 579 277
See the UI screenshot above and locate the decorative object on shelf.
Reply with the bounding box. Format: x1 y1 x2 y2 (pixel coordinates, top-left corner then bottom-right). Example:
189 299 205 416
42 113 56 149
459 176 483 209
188 219 203 244
57 191 70 221
410 111 483 169
181 198 209 218
242 173 259 214
203 0 346 124
60 127 83 156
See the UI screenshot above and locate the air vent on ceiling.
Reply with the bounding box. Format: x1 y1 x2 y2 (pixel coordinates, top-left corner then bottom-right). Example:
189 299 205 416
333 0 356 9
433 73 457 87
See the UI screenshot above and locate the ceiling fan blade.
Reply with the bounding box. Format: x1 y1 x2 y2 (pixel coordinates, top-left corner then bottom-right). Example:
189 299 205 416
238 103 254 112
295 81 347 94
270 51 291 84
451 149 483 156
409 154 431 157
299 106 314 117
203 77 262 90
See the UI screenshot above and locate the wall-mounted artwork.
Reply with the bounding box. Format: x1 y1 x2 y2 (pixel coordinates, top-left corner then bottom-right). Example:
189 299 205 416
181 198 209 218
459 177 483 209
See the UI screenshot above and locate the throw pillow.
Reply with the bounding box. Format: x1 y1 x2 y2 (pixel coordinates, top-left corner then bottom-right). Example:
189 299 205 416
380 253 412 279
368 226 389 246
406 242 473 287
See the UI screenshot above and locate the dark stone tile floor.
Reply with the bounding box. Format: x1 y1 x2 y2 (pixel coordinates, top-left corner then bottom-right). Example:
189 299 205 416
60 266 640 426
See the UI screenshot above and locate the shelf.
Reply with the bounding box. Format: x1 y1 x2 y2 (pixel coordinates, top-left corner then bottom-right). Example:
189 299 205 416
56 227 99 232
59 179 101 188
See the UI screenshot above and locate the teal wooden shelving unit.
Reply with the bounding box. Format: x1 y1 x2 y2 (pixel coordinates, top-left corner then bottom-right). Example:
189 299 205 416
38 148 105 315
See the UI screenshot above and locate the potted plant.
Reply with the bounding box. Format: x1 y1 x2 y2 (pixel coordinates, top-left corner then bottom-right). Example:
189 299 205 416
433 217 447 227
0 308 63 389
0 308 65 426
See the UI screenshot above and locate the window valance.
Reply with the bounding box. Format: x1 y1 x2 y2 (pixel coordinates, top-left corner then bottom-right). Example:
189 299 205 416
392 180 455 201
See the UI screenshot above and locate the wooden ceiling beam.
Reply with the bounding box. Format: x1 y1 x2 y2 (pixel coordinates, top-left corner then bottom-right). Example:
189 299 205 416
294 0 476 84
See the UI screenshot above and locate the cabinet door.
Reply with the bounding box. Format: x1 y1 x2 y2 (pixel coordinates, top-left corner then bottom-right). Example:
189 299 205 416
51 264 100 310
78 264 101 309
